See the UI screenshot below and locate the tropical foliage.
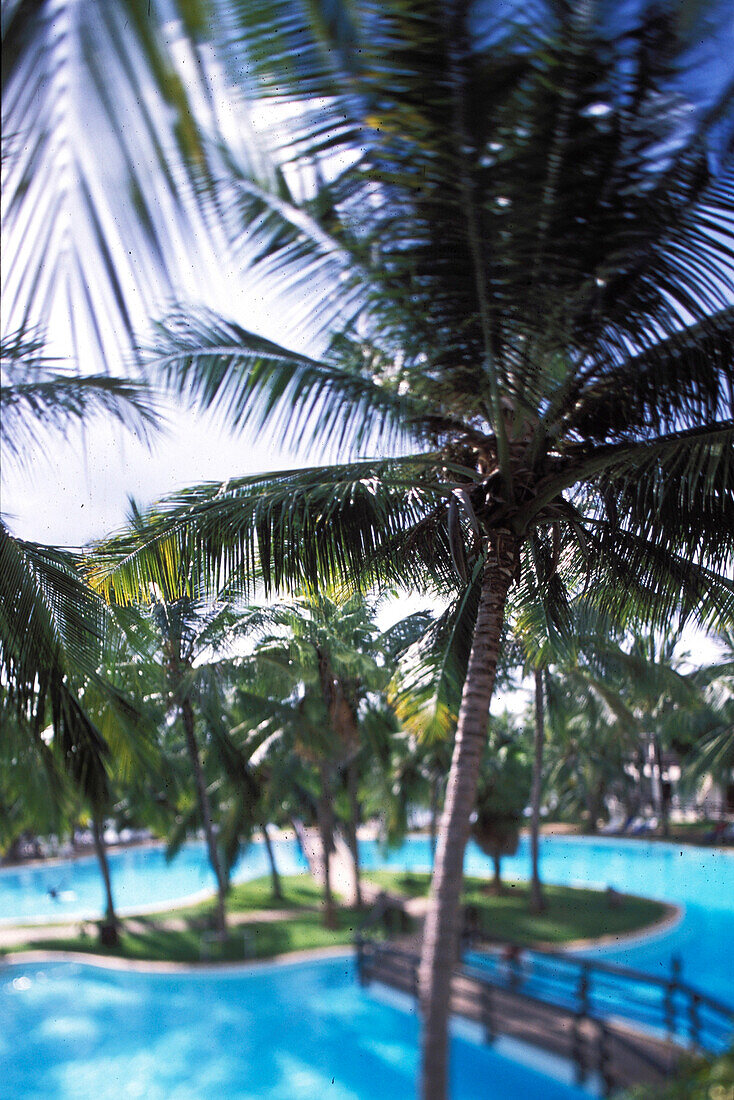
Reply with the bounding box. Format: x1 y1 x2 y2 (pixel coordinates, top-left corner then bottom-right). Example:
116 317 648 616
3 2 734 1097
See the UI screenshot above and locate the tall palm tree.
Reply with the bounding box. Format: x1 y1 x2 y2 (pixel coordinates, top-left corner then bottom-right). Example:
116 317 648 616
23 4 734 1097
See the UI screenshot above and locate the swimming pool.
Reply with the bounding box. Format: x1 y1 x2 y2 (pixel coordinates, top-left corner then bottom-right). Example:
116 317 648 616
363 833 734 1006
0 955 592 1099
2 833 732 1002
0 838 308 925
3 835 731 1099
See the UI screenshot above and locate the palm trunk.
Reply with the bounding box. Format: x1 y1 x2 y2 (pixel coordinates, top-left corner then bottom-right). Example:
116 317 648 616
429 777 440 869
418 541 516 1100
262 822 283 901
653 736 668 837
345 758 363 908
316 646 362 909
586 781 604 834
529 668 546 914
91 811 118 945
180 694 228 934
317 764 337 929
492 851 502 891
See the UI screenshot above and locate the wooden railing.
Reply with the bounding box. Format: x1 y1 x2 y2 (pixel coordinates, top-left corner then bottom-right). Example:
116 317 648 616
354 936 733 1095
462 928 734 1056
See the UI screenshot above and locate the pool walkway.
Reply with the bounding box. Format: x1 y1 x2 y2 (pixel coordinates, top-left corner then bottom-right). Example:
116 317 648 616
0 904 309 949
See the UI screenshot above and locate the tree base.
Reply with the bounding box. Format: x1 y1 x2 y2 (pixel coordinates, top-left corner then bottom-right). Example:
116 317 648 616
98 922 119 948
481 882 507 897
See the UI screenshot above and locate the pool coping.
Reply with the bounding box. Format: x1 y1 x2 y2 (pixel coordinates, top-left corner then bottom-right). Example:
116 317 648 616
2 943 354 974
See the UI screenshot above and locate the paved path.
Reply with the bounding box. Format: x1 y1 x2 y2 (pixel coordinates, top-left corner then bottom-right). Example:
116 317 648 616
0 905 323 950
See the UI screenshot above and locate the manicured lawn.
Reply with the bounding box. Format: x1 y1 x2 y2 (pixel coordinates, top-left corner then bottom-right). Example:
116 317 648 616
164 873 327 920
8 910 362 964
5 871 669 964
5 875 371 964
365 871 669 945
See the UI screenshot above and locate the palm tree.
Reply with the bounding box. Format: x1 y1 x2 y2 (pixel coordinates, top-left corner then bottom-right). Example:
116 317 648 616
528 668 547 913
682 630 734 805
226 593 395 915
17 4 734 1097
512 601 639 909
472 715 531 894
1 332 158 940
105 534 271 937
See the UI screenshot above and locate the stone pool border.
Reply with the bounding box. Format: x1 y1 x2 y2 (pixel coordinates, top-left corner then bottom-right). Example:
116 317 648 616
3 943 354 974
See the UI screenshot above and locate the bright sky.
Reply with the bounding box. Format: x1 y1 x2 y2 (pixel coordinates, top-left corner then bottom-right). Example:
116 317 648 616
0 397 299 548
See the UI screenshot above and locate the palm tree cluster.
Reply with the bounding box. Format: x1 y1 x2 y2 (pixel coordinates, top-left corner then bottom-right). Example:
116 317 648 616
3 1 733 1097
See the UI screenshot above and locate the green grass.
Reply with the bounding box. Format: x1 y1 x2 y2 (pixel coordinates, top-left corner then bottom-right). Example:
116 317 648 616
365 872 669 945
4 871 669 964
158 874 326 922
4 875 371 964
9 912 362 965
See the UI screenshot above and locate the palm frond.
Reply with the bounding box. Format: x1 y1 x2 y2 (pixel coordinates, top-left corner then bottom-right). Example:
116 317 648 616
0 520 105 710
589 423 734 577
147 306 440 457
1 329 159 469
89 454 458 604
563 308 734 441
391 571 482 743
579 519 734 634
2 0 225 366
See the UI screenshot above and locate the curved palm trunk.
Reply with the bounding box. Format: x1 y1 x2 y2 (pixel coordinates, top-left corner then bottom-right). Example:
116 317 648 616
419 543 516 1100
529 668 547 915
91 811 119 946
180 695 228 934
262 822 283 901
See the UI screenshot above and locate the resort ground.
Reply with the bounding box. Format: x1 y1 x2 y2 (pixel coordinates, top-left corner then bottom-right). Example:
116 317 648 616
1 872 672 966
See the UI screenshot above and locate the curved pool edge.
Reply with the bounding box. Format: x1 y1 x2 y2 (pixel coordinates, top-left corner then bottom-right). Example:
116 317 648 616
1 942 353 975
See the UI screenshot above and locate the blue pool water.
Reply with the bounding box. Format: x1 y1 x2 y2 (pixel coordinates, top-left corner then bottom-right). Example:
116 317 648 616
0 956 591 1100
2 835 732 1098
0 838 308 924
2 833 733 1002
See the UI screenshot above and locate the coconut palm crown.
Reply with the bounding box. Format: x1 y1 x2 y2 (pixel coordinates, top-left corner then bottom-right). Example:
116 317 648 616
87 3 734 1097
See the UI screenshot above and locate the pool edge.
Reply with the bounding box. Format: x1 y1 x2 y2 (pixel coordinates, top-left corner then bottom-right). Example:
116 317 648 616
1 943 353 974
